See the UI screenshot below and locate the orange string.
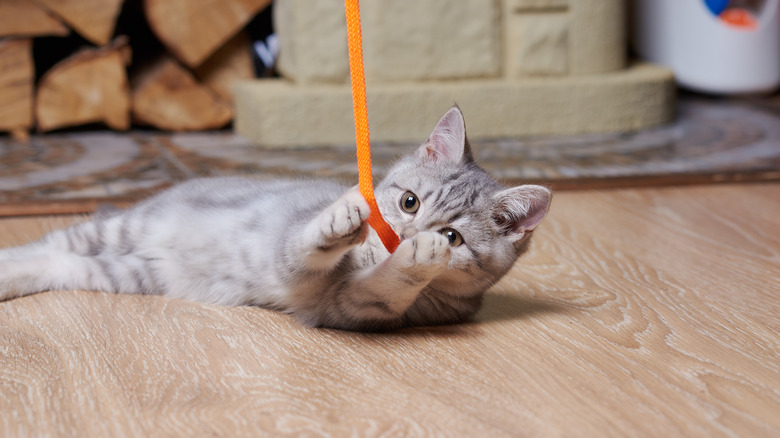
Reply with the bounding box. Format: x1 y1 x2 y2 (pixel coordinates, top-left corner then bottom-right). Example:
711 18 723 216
344 0 400 253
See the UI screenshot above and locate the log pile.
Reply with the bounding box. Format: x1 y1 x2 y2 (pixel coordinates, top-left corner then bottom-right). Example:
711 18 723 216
0 0 271 140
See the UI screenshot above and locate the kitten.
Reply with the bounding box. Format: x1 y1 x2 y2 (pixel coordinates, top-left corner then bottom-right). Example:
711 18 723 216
0 107 551 331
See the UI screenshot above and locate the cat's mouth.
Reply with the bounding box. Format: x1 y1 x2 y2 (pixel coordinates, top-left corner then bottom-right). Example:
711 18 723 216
397 227 417 241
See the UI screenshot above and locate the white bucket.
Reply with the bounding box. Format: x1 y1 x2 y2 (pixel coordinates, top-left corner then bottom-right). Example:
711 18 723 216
632 0 780 94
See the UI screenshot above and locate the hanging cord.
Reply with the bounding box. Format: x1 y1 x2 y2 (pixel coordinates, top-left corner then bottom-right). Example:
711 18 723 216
344 0 400 253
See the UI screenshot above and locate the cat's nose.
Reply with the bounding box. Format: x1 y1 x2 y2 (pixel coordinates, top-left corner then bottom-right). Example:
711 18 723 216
399 228 417 241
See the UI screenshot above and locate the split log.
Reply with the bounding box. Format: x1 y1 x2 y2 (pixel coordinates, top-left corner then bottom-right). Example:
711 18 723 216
36 38 131 132
0 39 34 141
0 0 69 38
144 0 271 68
32 0 125 46
194 31 255 105
131 55 233 131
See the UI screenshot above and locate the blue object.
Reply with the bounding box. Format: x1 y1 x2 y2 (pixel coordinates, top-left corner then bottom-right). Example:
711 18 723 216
704 0 731 16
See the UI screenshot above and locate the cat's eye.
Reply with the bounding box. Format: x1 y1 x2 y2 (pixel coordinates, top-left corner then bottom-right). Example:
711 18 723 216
440 228 464 247
400 191 420 214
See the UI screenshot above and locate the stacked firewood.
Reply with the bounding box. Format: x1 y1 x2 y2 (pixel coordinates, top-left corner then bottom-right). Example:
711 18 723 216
0 0 271 141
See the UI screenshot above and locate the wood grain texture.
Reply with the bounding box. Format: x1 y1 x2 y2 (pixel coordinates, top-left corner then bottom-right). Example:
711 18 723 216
144 0 272 67
194 31 255 105
0 39 34 139
131 56 233 131
0 0 69 38
35 38 131 132
1 184 778 437
32 0 125 46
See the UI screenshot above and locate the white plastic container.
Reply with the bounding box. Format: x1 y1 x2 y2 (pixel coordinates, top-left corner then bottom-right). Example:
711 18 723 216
632 0 780 94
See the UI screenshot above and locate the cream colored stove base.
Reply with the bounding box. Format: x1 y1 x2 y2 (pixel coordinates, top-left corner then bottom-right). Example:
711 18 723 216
234 63 675 148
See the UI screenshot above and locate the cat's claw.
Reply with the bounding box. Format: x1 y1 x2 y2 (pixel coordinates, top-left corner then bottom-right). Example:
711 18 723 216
395 232 451 279
315 188 370 250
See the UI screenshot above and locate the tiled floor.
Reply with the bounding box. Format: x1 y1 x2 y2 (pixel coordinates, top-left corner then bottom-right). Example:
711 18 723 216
1 93 779 216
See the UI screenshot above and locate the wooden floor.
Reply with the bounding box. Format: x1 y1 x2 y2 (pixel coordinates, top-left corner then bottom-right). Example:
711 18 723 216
1 183 778 437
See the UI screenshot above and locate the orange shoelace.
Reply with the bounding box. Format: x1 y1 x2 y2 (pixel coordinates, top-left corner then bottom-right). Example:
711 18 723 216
344 0 400 253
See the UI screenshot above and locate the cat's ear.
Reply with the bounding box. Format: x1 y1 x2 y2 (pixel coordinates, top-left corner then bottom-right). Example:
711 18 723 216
418 106 474 163
492 185 552 241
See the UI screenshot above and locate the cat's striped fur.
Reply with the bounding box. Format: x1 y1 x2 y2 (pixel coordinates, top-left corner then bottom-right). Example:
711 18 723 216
0 107 551 331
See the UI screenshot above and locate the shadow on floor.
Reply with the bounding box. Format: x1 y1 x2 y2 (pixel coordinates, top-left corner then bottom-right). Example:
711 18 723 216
342 292 570 340
474 292 568 324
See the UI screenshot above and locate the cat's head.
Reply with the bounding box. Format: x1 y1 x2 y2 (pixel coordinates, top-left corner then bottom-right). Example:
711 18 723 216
376 106 552 293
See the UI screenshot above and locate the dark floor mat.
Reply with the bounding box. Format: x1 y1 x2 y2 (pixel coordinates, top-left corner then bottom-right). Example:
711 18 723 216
1 93 779 216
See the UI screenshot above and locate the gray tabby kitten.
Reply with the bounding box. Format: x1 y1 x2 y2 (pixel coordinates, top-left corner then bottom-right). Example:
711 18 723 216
0 107 551 331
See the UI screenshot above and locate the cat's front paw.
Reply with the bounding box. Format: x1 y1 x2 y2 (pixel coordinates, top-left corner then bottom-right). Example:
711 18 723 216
311 187 370 251
394 232 451 280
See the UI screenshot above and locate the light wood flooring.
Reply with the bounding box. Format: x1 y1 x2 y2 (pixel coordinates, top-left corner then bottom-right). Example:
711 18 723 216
1 183 778 437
